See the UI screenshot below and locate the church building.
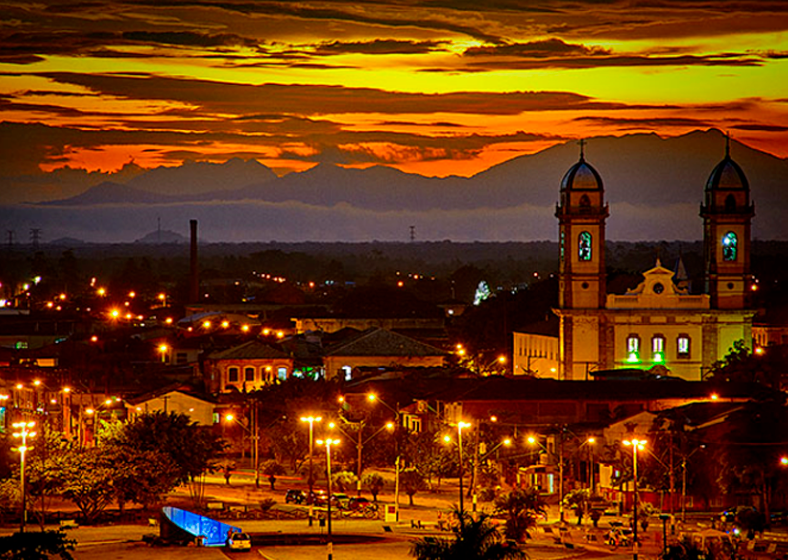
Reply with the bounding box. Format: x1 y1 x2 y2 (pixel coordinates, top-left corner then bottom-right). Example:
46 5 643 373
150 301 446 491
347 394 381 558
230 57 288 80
553 140 755 381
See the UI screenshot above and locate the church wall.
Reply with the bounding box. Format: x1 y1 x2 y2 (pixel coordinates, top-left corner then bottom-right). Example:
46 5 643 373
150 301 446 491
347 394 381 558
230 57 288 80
609 312 707 381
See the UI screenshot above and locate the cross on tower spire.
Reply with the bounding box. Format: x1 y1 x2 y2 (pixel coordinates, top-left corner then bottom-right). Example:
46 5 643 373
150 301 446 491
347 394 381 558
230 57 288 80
725 131 731 158
578 138 586 160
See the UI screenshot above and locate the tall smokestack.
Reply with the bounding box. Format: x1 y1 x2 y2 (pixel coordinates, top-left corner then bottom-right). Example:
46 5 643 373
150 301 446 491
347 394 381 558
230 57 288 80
189 219 199 303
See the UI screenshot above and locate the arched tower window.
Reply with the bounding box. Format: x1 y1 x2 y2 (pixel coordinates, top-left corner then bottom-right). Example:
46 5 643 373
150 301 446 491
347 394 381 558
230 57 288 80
724 194 736 212
722 231 738 261
578 231 592 261
580 194 591 207
560 231 565 262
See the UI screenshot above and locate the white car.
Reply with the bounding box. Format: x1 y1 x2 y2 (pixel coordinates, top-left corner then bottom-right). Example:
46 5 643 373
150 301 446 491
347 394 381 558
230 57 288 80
227 531 252 551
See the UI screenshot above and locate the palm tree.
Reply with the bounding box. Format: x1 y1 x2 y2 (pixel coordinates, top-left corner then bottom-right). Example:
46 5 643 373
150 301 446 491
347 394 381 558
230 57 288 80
411 506 525 560
494 487 546 543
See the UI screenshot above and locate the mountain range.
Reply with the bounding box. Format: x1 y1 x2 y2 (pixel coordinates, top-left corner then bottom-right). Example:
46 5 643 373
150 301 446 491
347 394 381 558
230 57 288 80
4 129 787 243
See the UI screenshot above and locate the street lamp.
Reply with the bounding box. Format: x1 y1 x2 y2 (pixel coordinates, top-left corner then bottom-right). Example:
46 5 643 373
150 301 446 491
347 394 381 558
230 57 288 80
158 343 169 363
331 416 394 497
528 434 565 522
623 437 647 560
366 393 401 518
12 421 37 532
583 436 596 494
316 438 340 560
444 421 471 514
300 415 322 526
224 408 260 488
472 436 512 512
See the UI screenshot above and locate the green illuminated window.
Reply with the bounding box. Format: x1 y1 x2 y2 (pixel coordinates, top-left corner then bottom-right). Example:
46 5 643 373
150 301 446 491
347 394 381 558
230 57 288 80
626 335 640 363
579 231 592 261
722 232 737 261
652 335 665 363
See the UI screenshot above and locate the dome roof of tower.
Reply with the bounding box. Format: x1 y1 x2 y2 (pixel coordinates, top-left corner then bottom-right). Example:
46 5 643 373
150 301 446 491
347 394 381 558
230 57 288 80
560 157 603 191
706 156 749 191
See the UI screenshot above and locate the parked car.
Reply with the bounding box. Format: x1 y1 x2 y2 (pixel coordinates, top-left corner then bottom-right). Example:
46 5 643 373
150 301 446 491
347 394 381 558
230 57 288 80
285 489 306 504
309 490 328 506
227 531 252 551
331 493 350 509
348 496 371 511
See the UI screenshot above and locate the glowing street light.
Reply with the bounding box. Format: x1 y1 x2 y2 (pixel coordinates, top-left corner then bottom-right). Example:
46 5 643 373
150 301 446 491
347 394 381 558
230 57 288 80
158 344 169 363
316 438 340 560
225 409 260 488
300 415 322 526
444 421 471 514
12 421 37 532
623 437 647 560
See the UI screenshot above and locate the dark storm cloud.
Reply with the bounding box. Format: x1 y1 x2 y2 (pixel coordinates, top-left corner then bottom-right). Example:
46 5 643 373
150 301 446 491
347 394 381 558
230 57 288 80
0 29 263 64
574 116 716 129
314 39 447 55
36 72 634 116
732 124 788 132
459 39 764 70
464 38 608 58
120 31 256 48
148 0 504 43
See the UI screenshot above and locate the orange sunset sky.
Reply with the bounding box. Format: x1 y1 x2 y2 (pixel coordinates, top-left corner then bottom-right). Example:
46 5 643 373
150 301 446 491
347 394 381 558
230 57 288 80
1 0 787 188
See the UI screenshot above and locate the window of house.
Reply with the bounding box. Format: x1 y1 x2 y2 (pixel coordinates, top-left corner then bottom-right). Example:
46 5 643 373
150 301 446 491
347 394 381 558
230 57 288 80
677 335 691 358
626 335 640 363
228 366 239 382
244 366 255 382
722 231 738 261
277 367 287 381
578 231 592 261
176 352 188 364
652 335 665 363
342 366 352 381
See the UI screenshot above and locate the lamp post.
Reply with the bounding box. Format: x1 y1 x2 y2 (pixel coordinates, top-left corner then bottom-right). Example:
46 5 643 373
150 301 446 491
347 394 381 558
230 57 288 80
366 394 401 518
444 421 471 514
12 421 37 533
624 437 646 560
584 437 596 494
317 438 340 560
158 343 169 363
472 436 512 512
528 434 564 522
300 415 322 526
225 405 260 487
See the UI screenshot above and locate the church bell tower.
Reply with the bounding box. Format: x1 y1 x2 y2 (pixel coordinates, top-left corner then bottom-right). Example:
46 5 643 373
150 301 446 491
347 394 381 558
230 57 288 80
701 136 754 309
556 141 608 310
555 142 608 379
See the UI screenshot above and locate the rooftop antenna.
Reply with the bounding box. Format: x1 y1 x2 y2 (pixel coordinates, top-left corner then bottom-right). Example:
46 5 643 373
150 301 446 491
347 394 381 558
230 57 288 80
409 225 415 242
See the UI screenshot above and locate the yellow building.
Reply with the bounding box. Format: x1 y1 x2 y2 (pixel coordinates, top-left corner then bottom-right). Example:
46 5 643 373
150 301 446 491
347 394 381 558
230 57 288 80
554 141 755 381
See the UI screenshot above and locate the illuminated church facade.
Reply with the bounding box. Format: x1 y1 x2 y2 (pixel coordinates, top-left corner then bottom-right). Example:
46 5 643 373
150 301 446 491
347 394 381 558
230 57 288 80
553 142 755 381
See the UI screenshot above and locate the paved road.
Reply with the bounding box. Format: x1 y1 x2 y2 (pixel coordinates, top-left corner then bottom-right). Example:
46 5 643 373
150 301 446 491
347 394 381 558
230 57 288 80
0 519 642 560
